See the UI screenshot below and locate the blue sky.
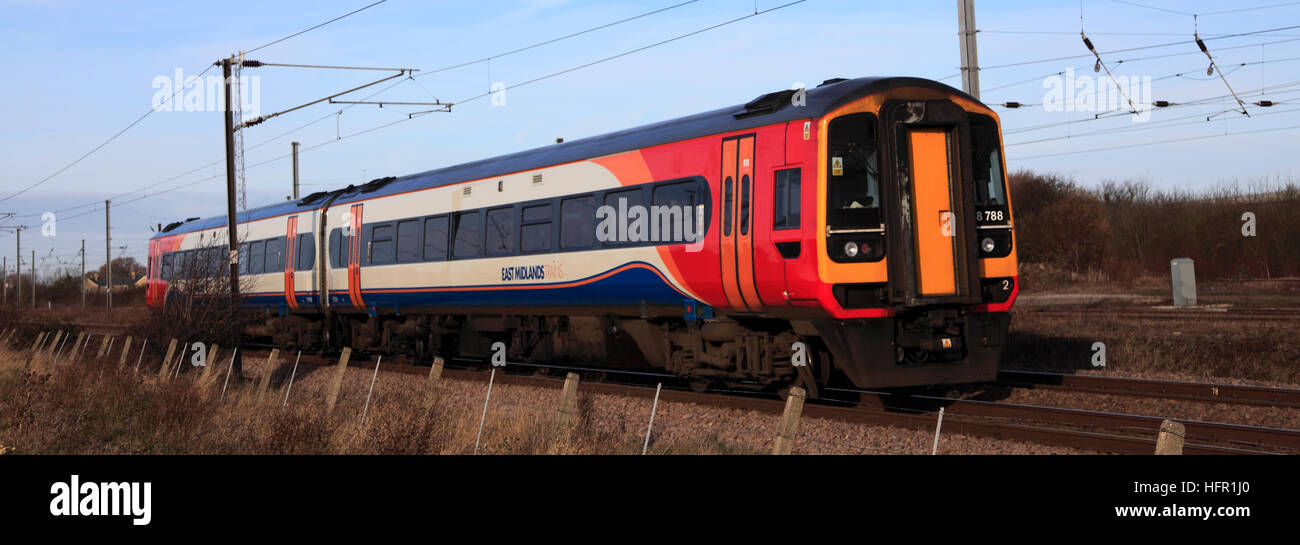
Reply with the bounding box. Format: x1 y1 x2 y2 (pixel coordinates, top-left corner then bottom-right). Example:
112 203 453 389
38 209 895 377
2 0 1298 276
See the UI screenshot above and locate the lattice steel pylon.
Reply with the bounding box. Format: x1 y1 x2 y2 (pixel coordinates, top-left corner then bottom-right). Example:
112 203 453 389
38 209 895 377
231 51 248 211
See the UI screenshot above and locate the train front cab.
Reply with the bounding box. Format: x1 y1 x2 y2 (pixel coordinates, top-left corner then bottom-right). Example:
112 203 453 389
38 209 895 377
810 87 1018 388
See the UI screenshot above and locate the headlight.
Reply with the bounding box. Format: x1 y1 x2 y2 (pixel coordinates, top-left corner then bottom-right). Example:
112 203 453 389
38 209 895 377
844 241 859 257
981 237 996 253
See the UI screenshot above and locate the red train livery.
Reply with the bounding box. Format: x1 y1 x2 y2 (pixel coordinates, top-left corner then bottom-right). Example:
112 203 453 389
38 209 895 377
148 76 1019 392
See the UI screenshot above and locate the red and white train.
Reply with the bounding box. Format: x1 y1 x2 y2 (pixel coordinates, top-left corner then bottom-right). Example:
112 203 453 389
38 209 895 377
147 76 1019 392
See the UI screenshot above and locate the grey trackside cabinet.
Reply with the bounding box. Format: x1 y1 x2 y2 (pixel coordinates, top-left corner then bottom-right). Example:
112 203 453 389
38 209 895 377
1171 258 1197 307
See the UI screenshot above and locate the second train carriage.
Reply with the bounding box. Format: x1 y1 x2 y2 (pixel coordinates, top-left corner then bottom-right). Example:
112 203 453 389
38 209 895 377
147 76 1020 391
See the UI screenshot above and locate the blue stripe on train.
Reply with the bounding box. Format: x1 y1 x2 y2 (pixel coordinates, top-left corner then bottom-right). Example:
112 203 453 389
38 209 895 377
239 265 688 312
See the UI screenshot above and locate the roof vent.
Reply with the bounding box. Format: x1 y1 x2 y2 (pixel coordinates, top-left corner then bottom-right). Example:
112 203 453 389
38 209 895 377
818 78 848 87
733 89 798 119
532 174 543 184
462 186 472 196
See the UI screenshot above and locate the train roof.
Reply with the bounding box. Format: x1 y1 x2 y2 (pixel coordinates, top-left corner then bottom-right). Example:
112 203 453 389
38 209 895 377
156 76 975 238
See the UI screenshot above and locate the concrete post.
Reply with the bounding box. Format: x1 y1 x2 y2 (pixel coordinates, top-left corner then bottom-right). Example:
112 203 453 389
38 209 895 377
1171 258 1197 307
772 387 807 455
1155 420 1185 455
325 347 352 414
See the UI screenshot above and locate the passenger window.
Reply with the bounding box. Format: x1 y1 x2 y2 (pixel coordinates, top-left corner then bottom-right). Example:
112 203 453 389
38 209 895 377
774 168 801 230
560 196 595 249
651 180 700 243
248 241 265 274
520 203 552 253
239 243 250 274
723 177 734 236
423 216 448 261
328 229 343 269
297 234 315 271
161 254 173 281
453 210 482 259
266 237 284 272
739 174 751 236
396 219 421 263
486 207 516 256
603 189 644 246
205 247 222 277
368 224 395 265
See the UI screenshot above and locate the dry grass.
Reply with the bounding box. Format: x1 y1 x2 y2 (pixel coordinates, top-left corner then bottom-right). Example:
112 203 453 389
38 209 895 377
0 340 761 455
1006 311 1300 386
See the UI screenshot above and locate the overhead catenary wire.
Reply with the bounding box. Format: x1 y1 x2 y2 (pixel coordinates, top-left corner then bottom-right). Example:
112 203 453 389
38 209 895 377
9 0 709 221
27 0 809 226
982 36 1300 95
979 24 1300 71
412 0 809 113
0 0 391 204
1006 104 1300 147
413 0 701 79
1013 122 1300 160
1110 0 1300 18
1000 80 1300 135
1195 32 1252 116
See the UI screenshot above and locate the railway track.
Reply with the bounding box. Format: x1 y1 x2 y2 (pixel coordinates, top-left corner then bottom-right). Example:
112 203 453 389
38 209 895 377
1022 306 1300 322
242 348 1293 455
997 370 1300 409
8 320 128 336
10 324 1298 454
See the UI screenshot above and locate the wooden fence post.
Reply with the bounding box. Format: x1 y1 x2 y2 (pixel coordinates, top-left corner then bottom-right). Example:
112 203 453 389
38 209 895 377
256 349 279 404
771 387 807 455
67 332 86 362
96 335 111 358
423 357 444 410
118 336 133 366
325 347 352 414
46 331 64 356
29 332 46 353
558 372 580 428
28 332 48 371
159 339 178 377
1155 419 1185 455
203 344 220 379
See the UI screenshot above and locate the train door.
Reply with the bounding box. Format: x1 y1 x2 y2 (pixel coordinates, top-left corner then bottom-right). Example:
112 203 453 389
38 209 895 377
326 203 365 310
284 214 321 311
284 215 299 311
884 100 978 305
719 134 764 312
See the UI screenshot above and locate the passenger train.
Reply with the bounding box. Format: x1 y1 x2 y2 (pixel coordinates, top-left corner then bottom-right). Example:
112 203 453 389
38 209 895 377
147 76 1019 392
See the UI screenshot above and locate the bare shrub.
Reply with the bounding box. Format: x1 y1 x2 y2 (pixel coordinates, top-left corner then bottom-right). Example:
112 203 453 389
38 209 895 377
129 240 250 374
1010 170 1300 282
